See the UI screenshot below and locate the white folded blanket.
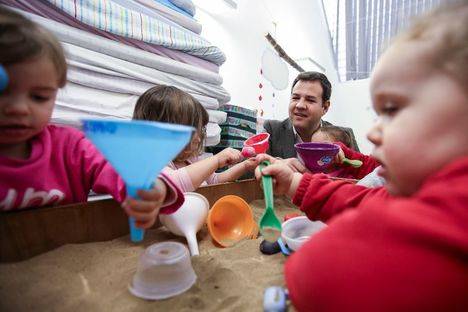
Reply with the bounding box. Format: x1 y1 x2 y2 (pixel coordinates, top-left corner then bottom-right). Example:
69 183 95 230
207 110 227 124
205 123 221 146
67 65 222 109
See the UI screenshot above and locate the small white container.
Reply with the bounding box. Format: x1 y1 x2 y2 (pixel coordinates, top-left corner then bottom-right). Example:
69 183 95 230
281 217 327 251
129 242 196 300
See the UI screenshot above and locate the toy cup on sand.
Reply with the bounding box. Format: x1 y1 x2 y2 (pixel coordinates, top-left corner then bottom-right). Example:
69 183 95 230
207 195 258 247
295 142 340 173
82 119 193 243
241 133 270 157
159 192 209 256
129 241 196 300
281 216 326 251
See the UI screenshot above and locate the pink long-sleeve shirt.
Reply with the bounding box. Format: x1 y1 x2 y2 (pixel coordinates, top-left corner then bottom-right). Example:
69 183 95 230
163 155 219 192
0 125 183 212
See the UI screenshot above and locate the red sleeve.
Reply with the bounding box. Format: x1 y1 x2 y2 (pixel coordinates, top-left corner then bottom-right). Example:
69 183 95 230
285 159 468 311
293 173 388 221
334 142 380 179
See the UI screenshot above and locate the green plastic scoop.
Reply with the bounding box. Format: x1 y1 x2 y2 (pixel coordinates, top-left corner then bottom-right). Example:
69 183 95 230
258 161 282 242
342 158 363 168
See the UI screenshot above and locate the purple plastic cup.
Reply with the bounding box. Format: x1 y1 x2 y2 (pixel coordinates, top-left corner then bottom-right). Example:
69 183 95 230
295 142 340 173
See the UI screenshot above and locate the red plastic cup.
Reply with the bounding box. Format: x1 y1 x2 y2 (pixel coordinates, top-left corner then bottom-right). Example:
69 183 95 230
242 133 270 156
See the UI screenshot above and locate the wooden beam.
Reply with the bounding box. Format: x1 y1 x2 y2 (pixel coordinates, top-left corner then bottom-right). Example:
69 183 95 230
0 179 262 262
265 32 305 73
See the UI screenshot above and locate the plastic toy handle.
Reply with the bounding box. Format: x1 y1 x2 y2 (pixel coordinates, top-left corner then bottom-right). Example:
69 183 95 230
342 158 363 168
0 65 9 93
259 161 274 209
126 185 145 243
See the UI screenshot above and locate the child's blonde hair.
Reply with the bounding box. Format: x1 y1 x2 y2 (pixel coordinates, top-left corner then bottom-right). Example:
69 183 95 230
0 6 67 87
395 1 467 90
133 85 209 160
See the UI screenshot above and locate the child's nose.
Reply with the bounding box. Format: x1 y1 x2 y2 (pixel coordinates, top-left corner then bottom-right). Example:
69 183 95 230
2 97 29 116
367 119 383 146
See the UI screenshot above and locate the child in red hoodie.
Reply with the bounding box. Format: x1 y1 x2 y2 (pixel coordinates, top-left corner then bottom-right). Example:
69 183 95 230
256 2 468 311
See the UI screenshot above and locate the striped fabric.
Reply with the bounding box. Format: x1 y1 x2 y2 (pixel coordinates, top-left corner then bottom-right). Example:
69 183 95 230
134 0 201 34
206 105 258 155
45 0 225 65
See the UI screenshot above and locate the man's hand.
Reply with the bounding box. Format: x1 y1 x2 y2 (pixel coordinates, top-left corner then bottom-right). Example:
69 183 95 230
122 178 167 229
255 157 303 198
216 147 243 168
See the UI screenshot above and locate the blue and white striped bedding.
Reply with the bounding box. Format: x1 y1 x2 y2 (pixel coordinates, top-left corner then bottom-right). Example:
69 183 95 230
15 8 222 84
154 0 193 17
169 0 195 17
111 0 198 34
134 0 201 34
45 0 225 65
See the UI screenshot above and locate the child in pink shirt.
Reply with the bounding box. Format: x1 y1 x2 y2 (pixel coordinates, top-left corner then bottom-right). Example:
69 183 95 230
133 85 259 192
0 7 183 229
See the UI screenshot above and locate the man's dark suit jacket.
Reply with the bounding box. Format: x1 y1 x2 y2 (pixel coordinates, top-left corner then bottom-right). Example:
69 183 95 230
263 118 360 159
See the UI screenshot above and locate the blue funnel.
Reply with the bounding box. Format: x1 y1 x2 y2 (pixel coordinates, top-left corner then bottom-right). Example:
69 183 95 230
82 119 194 242
0 65 9 93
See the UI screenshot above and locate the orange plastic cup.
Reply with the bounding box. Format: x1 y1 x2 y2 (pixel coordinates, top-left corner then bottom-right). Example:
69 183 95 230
207 195 257 247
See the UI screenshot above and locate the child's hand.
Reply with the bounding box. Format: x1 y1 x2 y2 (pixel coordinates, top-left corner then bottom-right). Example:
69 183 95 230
243 157 261 171
122 178 167 229
255 159 303 198
254 154 308 173
335 148 345 164
216 148 243 168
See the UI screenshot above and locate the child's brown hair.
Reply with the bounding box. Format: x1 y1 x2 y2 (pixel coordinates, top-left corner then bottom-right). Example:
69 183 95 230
318 126 352 148
0 6 67 87
133 85 209 160
395 1 467 90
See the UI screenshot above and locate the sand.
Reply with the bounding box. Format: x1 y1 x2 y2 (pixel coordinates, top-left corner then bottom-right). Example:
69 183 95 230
0 198 301 312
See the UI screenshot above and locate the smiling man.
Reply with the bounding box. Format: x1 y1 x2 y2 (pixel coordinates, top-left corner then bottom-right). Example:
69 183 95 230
264 71 359 162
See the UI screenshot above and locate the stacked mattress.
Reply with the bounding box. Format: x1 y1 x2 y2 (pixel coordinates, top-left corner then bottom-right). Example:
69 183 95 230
207 104 257 154
1 0 229 146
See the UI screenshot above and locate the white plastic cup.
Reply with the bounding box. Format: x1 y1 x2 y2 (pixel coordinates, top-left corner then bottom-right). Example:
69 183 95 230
129 242 196 300
281 216 327 251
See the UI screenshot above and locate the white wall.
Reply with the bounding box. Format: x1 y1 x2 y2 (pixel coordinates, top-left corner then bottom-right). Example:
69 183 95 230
194 0 375 154
332 79 375 154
